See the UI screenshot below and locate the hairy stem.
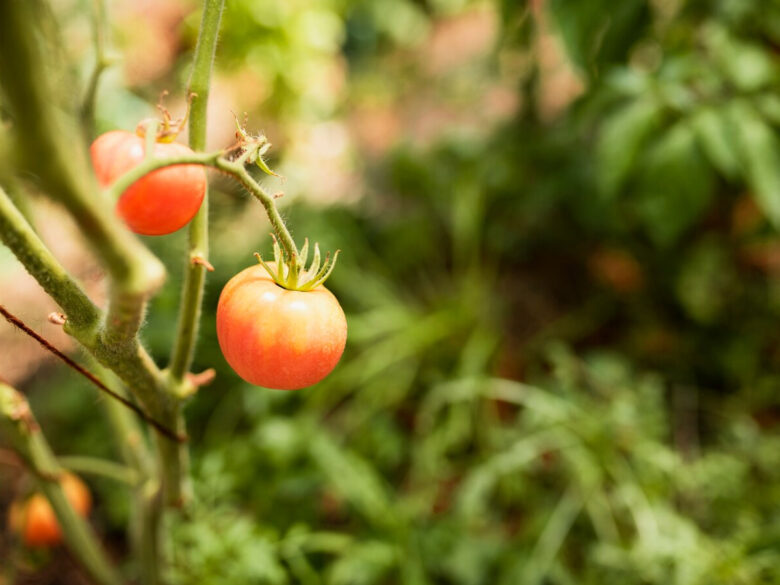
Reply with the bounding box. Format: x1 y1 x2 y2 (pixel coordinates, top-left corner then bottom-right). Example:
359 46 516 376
0 1 167 300
0 185 170 418
169 0 225 382
0 186 100 336
107 151 298 260
0 1 192 509
0 383 123 585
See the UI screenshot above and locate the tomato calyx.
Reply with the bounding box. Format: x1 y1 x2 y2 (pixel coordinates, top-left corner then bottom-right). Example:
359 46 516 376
135 91 195 143
255 236 340 291
229 114 280 178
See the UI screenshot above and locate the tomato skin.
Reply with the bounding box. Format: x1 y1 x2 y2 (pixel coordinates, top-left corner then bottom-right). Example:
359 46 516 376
217 264 347 390
7 473 92 548
90 130 206 235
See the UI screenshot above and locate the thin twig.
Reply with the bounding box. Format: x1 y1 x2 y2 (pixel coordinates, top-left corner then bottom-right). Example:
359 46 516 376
0 304 187 443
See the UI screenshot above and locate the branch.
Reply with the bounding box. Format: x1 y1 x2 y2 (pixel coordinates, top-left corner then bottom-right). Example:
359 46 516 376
169 0 225 382
0 185 169 418
0 186 100 337
58 455 140 486
106 149 298 260
0 303 186 443
0 2 189 507
0 383 124 585
0 2 167 304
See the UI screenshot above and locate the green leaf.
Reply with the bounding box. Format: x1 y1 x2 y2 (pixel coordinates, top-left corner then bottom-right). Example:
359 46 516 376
327 541 398 585
729 100 780 228
455 429 572 518
704 25 777 92
691 106 741 180
596 98 664 199
310 432 396 528
633 121 715 247
675 240 732 324
548 0 650 78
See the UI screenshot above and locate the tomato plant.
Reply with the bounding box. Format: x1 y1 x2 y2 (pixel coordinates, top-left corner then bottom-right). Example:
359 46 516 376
216 262 347 390
90 130 207 236
7 473 92 548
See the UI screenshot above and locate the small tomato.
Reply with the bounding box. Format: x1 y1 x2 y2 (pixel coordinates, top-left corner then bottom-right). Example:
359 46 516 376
90 130 206 235
7 472 92 548
217 264 347 390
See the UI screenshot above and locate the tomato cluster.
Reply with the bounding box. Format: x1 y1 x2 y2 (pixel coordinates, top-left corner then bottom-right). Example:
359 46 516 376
91 119 346 390
7 473 92 548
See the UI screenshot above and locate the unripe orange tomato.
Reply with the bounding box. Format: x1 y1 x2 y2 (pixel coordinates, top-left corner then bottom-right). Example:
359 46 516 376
90 130 207 235
217 264 347 390
7 472 92 548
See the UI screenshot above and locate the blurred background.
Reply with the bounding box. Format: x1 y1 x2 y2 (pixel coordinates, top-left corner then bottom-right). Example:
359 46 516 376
2 0 780 583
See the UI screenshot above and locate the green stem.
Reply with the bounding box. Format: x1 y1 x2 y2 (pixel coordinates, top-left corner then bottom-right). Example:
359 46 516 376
0 186 100 336
0 1 169 417
90 360 154 475
0 1 166 300
136 476 163 585
58 456 139 485
154 408 190 507
107 151 298 260
0 384 124 585
0 183 179 496
168 0 225 383
90 363 162 585
230 162 298 260
187 0 224 153
81 0 110 136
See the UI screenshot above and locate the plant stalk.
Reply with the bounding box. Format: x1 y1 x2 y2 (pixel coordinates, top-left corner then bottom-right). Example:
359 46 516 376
0 383 123 585
169 0 225 382
107 151 298 261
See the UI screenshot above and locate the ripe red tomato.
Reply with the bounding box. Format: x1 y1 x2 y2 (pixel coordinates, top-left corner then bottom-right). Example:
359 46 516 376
7 472 92 548
216 264 347 390
90 130 206 235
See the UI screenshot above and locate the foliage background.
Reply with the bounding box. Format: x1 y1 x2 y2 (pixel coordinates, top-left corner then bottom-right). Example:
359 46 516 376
2 0 780 583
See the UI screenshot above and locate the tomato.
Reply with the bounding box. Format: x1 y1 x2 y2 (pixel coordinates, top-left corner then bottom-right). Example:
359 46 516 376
7 472 92 548
216 263 347 390
90 130 206 235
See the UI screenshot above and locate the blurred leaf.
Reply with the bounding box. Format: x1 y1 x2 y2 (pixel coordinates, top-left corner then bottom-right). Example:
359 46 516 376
691 106 741 180
633 121 715 246
440 532 504 585
596 98 663 199
517 488 583 585
704 24 777 92
327 541 398 585
168 506 287 585
310 432 396 528
548 0 650 78
730 100 780 229
455 429 573 519
675 240 732 324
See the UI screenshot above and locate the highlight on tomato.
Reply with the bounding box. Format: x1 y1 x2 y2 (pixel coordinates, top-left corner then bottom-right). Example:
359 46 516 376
216 240 347 390
7 472 92 548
